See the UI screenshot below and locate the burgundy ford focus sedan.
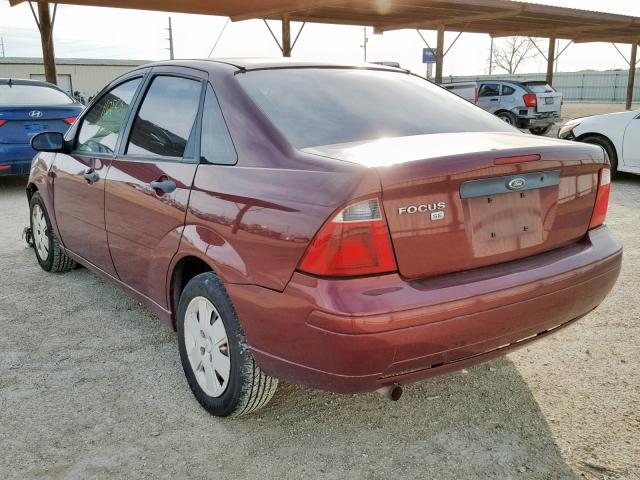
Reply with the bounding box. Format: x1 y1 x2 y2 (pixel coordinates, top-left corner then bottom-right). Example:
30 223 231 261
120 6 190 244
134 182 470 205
26 59 621 417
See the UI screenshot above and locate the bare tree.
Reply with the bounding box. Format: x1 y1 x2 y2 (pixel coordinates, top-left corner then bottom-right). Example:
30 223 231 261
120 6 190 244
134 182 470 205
491 37 540 74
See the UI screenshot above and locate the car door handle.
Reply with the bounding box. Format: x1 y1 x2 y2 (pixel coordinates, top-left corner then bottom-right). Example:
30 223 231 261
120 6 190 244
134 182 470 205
149 179 176 194
83 170 100 184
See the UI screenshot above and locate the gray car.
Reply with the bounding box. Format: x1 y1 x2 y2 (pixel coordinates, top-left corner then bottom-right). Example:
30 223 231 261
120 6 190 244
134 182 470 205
444 80 563 135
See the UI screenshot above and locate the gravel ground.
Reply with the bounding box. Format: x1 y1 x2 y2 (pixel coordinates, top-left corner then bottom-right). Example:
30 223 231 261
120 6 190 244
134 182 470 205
1 129 638 479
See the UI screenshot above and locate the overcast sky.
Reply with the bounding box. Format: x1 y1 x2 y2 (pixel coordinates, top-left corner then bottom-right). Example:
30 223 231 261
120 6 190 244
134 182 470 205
1 0 640 77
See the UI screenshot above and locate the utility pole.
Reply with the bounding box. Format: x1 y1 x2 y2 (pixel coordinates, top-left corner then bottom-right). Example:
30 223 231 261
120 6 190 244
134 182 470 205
361 27 368 62
0 37 5 57
167 17 175 60
489 37 493 75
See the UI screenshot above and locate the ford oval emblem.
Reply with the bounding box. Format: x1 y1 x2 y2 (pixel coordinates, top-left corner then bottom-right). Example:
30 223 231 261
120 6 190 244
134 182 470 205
29 110 43 118
507 177 527 191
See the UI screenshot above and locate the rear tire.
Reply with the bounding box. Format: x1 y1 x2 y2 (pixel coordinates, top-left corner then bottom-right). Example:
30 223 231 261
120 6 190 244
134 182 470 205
496 111 517 126
581 135 618 177
29 192 76 273
177 272 278 417
529 125 552 136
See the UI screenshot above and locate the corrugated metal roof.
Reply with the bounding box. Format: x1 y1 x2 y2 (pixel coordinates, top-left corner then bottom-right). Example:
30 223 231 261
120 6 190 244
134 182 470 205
0 57 148 67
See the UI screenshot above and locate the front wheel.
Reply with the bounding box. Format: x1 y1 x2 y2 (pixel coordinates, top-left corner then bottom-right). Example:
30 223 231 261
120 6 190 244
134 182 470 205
581 135 619 177
177 272 278 417
529 125 552 136
496 111 517 126
29 192 75 272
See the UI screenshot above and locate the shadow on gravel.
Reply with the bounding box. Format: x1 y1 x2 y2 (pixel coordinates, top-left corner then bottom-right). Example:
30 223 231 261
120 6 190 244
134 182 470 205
0 175 579 479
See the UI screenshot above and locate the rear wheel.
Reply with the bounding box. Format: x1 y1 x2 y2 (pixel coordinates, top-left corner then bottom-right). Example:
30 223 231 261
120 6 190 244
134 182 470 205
177 272 278 417
529 125 552 136
29 192 75 273
581 135 618 177
496 111 517 126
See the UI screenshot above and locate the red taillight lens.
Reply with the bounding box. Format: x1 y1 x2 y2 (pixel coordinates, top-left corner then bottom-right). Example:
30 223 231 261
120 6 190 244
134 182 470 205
589 168 611 229
63 116 77 125
0 119 7 127
298 197 397 277
523 93 537 107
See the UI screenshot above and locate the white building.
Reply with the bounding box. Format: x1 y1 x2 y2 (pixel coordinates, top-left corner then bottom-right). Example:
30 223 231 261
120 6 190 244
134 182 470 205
0 57 147 101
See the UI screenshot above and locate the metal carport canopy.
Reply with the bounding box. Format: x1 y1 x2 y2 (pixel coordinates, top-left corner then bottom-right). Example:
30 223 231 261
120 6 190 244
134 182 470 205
11 0 640 107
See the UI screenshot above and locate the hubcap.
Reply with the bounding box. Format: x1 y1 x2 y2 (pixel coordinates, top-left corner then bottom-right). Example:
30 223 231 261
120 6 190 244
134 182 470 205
184 296 230 398
31 204 49 260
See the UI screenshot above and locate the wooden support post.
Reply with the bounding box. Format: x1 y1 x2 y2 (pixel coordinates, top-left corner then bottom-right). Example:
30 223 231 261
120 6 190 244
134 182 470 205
435 24 444 84
281 13 291 57
626 42 637 110
546 37 556 86
38 1 57 85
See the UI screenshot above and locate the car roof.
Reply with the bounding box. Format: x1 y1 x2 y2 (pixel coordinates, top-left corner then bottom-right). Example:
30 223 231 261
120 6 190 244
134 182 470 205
134 58 409 74
0 78 64 89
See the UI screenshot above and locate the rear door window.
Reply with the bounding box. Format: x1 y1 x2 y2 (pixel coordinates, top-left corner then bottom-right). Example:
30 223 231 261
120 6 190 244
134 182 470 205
76 78 142 154
126 76 202 158
200 84 237 165
478 83 500 97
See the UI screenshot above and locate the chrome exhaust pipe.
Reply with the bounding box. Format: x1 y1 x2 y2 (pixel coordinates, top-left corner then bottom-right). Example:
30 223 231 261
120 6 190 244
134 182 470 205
376 384 403 401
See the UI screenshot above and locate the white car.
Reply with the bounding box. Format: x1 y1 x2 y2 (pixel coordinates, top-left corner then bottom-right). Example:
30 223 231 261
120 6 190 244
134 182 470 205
558 110 640 176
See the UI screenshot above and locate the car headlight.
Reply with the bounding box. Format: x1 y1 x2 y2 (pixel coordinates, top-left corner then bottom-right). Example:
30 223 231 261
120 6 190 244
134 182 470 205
558 121 581 139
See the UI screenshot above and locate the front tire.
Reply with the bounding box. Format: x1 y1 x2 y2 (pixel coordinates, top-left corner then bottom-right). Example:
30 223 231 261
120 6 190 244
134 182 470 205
177 272 278 417
29 192 75 272
496 111 517 126
581 135 619 177
529 125 552 136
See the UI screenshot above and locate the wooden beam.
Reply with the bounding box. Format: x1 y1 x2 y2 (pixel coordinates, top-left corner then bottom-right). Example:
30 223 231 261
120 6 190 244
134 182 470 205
375 7 523 33
627 42 638 110
546 36 556 85
37 1 57 85
491 22 633 39
435 24 444 84
282 13 291 57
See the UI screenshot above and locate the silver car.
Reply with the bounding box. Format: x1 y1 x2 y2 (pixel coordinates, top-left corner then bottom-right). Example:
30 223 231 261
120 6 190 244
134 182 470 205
444 80 563 135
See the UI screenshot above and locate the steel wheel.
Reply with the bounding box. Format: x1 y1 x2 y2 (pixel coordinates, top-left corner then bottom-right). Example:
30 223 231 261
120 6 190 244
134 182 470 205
31 203 50 260
183 296 230 398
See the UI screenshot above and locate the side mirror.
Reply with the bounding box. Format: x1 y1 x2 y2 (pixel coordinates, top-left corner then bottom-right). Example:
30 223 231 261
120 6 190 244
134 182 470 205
31 131 65 153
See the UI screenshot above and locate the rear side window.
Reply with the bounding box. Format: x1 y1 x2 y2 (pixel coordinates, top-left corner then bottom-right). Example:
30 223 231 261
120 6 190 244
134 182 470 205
525 83 555 93
200 84 236 165
0 84 73 106
478 83 500 97
76 78 142 154
126 76 202 158
237 69 512 149
501 85 516 96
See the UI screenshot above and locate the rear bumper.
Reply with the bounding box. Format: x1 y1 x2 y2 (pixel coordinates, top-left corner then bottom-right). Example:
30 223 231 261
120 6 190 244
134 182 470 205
228 227 621 393
0 144 35 175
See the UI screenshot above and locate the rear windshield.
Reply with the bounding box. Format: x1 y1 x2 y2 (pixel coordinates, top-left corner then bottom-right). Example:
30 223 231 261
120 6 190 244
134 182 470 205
523 82 555 93
0 84 74 106
237 68 514 149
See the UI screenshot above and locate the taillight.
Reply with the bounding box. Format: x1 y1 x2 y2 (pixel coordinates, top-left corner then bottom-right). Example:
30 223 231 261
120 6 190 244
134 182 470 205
589 167 611 229
298 197 397 277
474 89 479 104
523 93 537 107
63 116 77 125
0 119 6 127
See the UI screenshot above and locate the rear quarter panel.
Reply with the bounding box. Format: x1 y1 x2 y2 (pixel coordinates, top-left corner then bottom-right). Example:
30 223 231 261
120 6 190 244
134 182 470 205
176 65 379 291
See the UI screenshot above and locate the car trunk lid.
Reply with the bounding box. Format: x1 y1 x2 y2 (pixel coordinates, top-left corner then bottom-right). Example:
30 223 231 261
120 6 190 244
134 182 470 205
303 132 604 279
0 106 79 144
523 82 563 114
